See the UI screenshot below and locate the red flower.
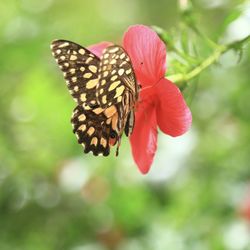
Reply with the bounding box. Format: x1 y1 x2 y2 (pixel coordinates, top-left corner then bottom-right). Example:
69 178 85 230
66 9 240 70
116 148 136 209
89 25 192 174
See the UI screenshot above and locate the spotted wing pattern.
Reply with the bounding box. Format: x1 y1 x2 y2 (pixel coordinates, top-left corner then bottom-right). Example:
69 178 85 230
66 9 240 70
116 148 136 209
71 105 118 156
97 45 139 150
96 45 138 108
50 40 100 110
51 40 139 156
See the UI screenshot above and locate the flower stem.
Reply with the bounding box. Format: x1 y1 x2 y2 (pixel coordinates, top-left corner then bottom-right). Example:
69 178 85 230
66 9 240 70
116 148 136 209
167 35 250 85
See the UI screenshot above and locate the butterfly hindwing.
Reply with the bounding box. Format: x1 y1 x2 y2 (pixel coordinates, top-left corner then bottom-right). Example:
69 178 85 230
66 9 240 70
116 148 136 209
51 40 100 109
71 105 121 156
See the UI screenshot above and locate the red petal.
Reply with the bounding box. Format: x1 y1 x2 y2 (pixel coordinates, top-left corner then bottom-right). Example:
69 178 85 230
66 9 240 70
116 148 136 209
87 41 113 58
123 25 166 86
156 78 192 137
129 101 157 174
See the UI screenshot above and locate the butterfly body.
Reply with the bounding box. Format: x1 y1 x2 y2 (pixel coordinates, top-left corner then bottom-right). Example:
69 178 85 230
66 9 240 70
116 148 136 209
51 40 139 156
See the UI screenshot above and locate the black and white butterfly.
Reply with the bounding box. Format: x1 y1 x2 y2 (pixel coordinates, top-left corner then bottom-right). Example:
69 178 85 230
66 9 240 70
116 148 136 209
51 39 139 156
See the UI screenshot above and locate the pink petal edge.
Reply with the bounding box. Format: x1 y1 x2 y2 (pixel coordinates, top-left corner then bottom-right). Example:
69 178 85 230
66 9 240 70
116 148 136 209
129 101 158 174
87 41 113 58
123 24 167 87
156 78 192 137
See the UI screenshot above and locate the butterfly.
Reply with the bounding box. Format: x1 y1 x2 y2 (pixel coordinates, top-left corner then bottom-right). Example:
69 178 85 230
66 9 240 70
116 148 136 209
50 39 139 156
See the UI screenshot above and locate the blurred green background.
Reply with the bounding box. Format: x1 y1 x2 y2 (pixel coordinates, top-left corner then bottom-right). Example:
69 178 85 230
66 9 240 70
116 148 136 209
1 0 250 249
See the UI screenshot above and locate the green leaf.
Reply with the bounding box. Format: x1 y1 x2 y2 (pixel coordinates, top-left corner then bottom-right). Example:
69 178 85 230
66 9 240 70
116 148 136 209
219 9 242 34
180 28 189 54
183 77 199 105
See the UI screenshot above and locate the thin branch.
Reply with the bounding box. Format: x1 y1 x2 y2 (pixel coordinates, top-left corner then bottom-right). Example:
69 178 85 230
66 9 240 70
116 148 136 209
167 35 250 85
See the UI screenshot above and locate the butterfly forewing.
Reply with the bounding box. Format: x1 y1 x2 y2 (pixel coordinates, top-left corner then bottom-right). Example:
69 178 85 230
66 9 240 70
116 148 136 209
51 40 100 109
96 45 138 108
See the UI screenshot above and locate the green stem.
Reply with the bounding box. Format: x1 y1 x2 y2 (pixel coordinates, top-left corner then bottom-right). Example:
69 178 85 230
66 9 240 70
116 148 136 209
167 35 250 85
152 25 198 64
